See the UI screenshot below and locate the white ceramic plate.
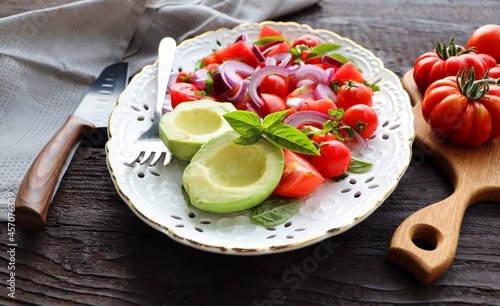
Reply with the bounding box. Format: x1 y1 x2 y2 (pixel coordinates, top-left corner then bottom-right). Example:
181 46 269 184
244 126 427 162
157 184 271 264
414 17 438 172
106 21 414 255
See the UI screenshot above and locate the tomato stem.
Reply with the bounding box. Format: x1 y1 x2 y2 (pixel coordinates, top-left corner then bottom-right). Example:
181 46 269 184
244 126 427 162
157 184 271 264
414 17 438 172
457 67 490 101
436 36 475 60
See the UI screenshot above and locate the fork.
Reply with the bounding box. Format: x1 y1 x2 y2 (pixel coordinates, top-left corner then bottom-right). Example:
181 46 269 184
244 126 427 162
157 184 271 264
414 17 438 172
126 37 177 166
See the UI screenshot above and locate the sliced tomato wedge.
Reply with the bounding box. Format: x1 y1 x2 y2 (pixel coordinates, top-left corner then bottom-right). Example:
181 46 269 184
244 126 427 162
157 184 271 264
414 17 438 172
299 98 336 115
213 41 259 68
261 93 287 115
273 150 325 198
259 25 285 38
332 62 364 86
170 82 206 109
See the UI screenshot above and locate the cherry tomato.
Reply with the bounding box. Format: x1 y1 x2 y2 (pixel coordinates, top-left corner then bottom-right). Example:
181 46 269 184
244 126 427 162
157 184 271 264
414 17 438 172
343 104 379 139
170 82 206 109
261 93 287 115
293 35 321 48
273 150 325 197
258 75 289 98
299 99 336 115
466 24 500 63
422 75 500 145
312 141 351 178
413 37 488 93
310 133 338 144
332 62 364 86
336 81 373 110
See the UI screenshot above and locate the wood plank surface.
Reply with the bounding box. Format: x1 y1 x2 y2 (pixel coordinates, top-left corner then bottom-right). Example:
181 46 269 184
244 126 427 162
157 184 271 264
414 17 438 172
0 0 499 305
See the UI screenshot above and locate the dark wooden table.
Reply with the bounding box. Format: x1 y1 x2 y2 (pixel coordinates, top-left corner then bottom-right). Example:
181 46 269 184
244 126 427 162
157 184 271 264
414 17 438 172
1 1 499 305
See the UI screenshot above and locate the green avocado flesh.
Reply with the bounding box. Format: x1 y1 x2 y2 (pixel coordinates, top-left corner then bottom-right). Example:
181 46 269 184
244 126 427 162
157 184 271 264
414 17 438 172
159 99 236 161
182 130 285 213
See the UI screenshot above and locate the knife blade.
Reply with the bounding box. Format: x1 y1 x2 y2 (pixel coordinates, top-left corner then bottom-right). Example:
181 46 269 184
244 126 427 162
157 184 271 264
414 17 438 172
15 62 129 230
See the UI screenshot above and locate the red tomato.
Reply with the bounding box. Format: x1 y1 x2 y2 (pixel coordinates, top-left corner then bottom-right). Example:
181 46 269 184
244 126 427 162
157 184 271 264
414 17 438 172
489 66 500 79
336 81 373 110
422 75 500 145
332 62 364 86
293 35 321 48
343 104 379 139
261 93 287 115
214 41 259 68
299 99 336 115
258 75 289 98
259 25 285 38
170 82 206 108
310 133 338 144
273 150 325 197
478 53 498 68
466 24 500 63
413 38 488 93
312 141 351 178
203 53 221 66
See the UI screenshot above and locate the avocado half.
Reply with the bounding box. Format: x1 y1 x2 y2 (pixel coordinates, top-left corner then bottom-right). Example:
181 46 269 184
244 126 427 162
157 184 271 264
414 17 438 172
159 99 236 161
182 130 285 213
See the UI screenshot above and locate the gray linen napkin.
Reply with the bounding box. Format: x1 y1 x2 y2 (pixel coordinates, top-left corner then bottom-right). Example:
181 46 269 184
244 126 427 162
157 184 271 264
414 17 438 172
0 0 319 220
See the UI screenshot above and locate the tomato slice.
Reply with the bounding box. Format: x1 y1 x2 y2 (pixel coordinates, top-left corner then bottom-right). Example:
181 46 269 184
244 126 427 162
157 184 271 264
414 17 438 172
273 150 325 198
214 41 259 67
259 25 285 38
299 99 336 115
261 93 287 115
285 84 316 103
170 82 206 109
332 62 364 86
265 41 292 57
258 75 289 98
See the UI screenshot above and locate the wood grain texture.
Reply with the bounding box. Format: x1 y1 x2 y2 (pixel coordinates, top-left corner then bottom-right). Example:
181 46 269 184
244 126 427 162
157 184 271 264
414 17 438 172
1 0 499 305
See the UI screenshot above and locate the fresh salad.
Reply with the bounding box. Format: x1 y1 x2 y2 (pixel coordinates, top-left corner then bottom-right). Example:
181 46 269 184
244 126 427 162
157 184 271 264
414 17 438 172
165 25 380 226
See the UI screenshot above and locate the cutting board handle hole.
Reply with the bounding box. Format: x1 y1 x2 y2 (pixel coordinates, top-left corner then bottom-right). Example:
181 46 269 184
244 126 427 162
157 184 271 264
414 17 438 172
410 224 443 251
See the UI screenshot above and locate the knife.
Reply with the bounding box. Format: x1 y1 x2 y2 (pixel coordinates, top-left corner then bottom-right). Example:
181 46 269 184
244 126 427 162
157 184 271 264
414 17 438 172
15 62 129 231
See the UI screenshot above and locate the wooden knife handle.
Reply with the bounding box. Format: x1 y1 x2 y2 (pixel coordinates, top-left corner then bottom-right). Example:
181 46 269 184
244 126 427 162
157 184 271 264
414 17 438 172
15 115 95 230
386 189 472 284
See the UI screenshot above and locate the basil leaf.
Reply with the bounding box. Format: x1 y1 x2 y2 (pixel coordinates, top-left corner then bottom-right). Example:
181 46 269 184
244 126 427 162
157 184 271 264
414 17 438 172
233 127 263 146
306 43 342 59
263 110 289 128
252 196 301 227
253 36 290 46
265 123 320 156
223 111 262 135
348 157 373 174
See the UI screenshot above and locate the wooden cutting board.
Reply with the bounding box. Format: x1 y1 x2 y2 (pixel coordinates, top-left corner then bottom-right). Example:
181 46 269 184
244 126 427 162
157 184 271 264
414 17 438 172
386 70 500 284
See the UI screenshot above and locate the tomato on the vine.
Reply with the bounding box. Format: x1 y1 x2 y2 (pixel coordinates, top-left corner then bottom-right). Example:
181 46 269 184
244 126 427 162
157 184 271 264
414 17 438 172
413 37 488 93
422 69 500 145
273 150 325 197
312 140 351 178
343 104 379 139
466 24 500 63
336 81 373 110
489 66 500 79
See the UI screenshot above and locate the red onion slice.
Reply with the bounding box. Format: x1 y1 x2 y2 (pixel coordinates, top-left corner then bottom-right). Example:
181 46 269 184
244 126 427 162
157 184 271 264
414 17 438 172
320 54 345 68
313 83 337 103
295 64 328 84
